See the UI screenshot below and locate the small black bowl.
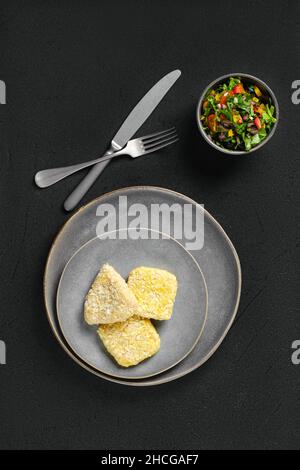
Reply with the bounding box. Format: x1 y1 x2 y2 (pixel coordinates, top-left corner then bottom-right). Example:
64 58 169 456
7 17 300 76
196 73 279 155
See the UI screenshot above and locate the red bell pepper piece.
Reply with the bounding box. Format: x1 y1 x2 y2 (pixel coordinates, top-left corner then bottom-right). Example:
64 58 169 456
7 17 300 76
220 92 228 106
232 84 245 94
220 91 234 106
254 117 261 129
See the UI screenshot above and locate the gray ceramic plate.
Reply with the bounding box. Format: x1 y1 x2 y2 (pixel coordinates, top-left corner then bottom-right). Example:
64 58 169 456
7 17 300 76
57 228 208 379
44 186 242 386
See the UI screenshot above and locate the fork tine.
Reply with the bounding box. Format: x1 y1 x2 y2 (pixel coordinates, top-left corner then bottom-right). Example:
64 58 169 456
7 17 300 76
139 127 176 142
143 133 178 151
141 128 177 146
143 137 179 154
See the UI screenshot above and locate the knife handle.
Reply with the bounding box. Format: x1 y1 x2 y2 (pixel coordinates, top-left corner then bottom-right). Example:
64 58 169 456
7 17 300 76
63 149 113 211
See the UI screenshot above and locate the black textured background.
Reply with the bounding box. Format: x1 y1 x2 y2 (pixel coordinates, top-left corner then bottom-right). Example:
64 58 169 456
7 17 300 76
1 0 300 450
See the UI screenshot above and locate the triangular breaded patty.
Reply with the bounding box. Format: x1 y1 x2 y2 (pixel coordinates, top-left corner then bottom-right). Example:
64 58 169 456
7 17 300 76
84 264 140 325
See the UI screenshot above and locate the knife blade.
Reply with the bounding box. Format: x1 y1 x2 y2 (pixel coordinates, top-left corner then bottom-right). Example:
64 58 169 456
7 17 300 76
112 69 181 149
64 69 181 211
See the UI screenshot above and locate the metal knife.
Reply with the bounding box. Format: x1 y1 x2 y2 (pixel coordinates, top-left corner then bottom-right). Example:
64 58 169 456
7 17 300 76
63 69 181 211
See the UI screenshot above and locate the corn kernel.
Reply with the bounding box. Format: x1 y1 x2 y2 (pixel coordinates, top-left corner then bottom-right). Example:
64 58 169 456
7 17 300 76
254 86 262 97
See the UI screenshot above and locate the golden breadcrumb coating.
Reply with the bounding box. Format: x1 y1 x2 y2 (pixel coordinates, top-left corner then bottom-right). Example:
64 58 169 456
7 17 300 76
127 266 177 320
84 263 140 325
98 316 160 367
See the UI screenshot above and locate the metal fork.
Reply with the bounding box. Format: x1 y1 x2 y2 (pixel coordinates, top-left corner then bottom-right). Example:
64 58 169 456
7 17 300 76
35 128 178 188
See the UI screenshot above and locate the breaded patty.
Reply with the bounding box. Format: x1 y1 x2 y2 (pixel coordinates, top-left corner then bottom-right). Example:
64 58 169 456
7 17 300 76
98 316 160 367
84 263 140 325
127 266 178 320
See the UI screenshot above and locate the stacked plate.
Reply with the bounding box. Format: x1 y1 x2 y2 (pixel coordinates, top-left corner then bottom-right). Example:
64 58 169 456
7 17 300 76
44 187 241 386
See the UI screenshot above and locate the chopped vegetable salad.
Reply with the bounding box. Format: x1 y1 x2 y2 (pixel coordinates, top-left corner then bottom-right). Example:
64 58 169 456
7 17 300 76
201 77 276 151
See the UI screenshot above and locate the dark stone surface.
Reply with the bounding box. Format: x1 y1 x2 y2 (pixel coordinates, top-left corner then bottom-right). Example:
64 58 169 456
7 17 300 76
0 0 300 450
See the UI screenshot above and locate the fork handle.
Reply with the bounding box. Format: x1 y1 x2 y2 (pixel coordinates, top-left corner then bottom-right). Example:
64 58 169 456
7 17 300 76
63 145 126 211
63 159 111 211
35 148 123 190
